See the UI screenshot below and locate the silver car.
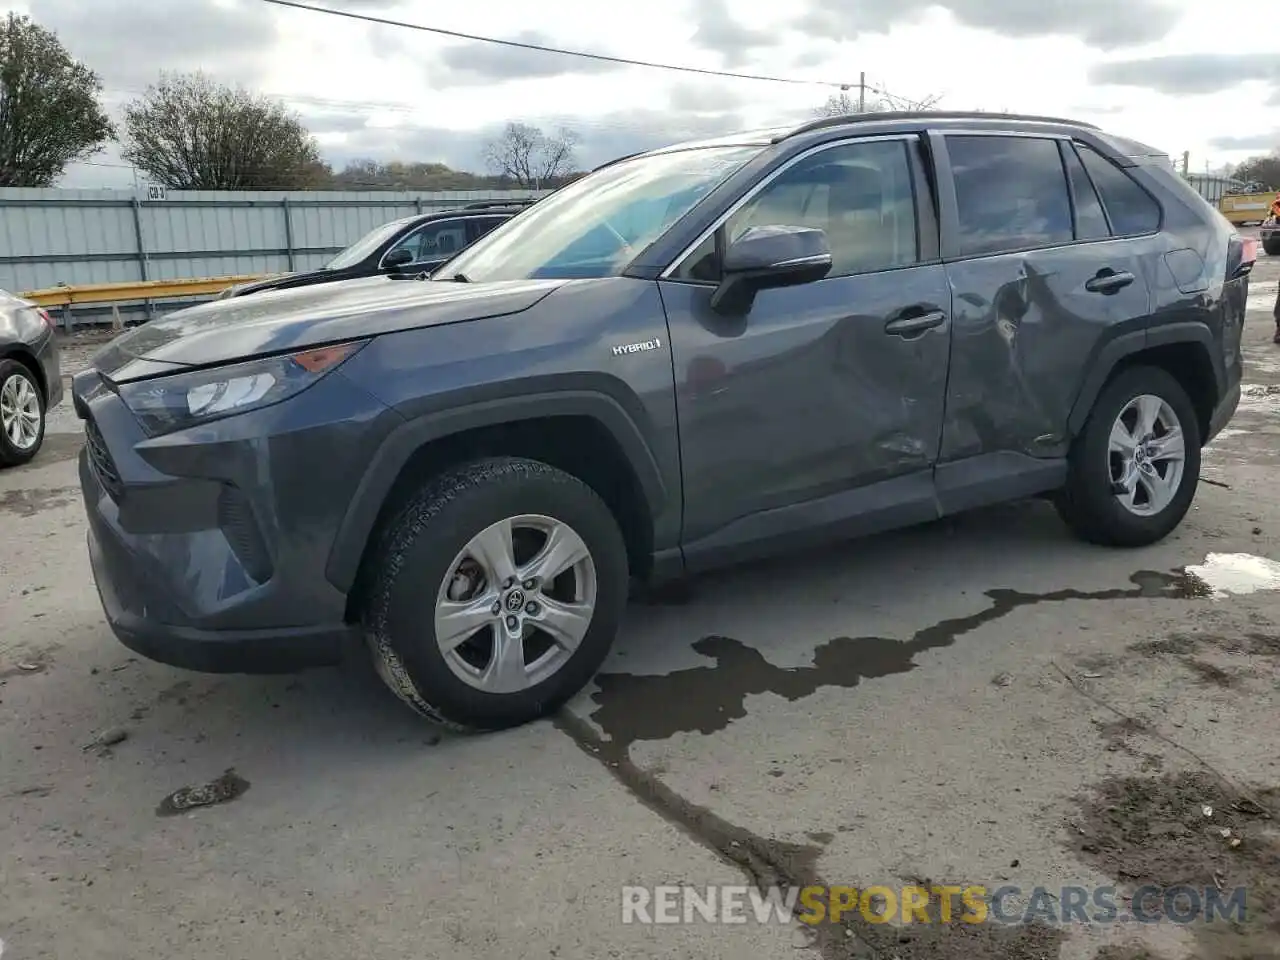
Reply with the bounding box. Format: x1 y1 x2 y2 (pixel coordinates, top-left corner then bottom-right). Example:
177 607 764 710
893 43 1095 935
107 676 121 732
0 288 63 466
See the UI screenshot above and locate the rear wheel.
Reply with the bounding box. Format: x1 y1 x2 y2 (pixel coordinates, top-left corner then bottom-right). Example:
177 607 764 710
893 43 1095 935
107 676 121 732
1056 365 1201 547
1262 237 1280 257
0 359 45 468
362 457 629 731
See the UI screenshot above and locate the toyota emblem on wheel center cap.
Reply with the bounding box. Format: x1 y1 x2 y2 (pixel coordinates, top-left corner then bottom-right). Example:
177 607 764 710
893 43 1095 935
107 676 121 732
505 590 526 612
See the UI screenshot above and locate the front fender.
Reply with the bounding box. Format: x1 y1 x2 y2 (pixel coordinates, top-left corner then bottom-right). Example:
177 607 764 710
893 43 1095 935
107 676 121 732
324 389 668 594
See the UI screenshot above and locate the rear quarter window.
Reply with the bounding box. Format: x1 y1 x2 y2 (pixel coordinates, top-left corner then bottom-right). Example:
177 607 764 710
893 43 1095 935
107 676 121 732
1076 144 1161 235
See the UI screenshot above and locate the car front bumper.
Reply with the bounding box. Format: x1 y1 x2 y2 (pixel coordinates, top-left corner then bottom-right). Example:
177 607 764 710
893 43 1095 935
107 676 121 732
74 364 399 674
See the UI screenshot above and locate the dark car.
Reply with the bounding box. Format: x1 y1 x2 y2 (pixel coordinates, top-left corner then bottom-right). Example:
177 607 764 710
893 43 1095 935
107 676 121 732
217 199 538 299
76 111 1249 732
0 288 62 467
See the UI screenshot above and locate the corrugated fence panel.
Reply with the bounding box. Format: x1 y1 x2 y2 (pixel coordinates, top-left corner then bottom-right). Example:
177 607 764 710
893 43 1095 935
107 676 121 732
0 187 542 322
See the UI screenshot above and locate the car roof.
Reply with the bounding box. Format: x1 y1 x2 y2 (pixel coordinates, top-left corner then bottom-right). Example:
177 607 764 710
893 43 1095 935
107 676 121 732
604 110 1163 171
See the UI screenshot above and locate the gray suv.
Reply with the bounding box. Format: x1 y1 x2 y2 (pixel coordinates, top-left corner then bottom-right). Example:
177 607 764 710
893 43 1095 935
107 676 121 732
74 111 1250 731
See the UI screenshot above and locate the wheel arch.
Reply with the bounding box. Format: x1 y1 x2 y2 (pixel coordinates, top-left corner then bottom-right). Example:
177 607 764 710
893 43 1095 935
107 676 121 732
1067 323 1222 445
0 346 47 403
326 390 668 609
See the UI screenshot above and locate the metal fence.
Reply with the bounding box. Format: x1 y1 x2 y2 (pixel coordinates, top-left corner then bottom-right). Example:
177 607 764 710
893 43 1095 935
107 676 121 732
0 186 542 326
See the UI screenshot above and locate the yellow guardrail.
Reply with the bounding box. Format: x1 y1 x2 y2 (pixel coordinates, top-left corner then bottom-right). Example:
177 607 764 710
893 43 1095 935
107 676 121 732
19 274 273 308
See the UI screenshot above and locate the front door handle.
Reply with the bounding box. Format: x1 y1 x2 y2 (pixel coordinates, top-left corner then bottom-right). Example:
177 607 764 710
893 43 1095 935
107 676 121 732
1084 269 1136 294
884 310 947 338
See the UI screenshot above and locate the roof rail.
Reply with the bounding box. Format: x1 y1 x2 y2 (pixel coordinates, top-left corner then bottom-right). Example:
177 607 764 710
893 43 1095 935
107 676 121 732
591 151 646 173
775 110 1100 142
462 198 538 210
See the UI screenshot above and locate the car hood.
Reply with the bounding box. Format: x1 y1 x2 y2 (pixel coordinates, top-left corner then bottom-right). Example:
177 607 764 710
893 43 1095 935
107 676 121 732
221 271 322 298
92 274 565 382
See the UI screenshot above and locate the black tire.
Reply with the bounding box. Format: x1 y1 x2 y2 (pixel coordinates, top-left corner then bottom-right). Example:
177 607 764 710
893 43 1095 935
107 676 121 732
0 358 46 468
362 456 629 731
1055 365 1201 547
1262 238 1280 257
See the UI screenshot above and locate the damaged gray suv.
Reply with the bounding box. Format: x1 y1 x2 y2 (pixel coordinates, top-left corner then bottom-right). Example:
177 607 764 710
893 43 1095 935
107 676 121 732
75 111 1250 731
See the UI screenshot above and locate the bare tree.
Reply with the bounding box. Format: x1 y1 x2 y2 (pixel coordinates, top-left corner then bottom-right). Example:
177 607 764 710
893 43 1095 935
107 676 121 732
814 85 941 118
121 72 329 190
483 122 579 189
0 13 113 187
1232 152 1280 190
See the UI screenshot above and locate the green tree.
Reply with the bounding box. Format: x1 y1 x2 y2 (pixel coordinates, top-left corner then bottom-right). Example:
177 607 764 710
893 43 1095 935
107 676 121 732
0 13 113 187
121 72 329 190
1232 152 1280 190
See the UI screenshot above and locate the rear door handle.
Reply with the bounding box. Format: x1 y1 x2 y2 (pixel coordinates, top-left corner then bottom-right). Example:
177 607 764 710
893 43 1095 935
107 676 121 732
1084 269 1136 294
884 310 947 338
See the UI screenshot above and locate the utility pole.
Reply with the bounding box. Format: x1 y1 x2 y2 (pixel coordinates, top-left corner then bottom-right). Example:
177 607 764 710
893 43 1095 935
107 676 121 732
858 72 866 113
1181 151 1189 176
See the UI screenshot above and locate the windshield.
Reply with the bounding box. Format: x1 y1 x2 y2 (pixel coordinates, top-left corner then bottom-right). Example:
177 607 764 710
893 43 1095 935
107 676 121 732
439 146 761 282
325 217 417 270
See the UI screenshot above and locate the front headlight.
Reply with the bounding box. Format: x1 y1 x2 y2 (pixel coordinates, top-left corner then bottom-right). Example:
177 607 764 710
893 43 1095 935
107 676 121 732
118 340 368 436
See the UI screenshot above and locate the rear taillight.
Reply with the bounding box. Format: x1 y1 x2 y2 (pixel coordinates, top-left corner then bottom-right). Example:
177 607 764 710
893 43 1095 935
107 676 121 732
1241 236 1259 268
36 307 54 329
1227 233 1256 281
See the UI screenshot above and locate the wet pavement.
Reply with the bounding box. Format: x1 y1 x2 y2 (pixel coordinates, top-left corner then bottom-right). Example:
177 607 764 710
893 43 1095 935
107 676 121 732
2 258 1280 959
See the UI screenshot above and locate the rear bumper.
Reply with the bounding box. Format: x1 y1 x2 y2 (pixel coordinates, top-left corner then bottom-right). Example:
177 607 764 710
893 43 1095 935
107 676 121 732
1207 381 1240 445
34 327 63 409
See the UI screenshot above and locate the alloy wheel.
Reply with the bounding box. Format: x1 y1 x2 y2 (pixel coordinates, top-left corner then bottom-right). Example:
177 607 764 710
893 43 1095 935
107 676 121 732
433 514 597 694
0 373 41 451
1108 393 1185 517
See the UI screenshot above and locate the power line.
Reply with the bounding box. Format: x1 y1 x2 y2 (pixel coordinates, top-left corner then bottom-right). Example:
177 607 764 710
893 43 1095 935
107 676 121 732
259 0 890 94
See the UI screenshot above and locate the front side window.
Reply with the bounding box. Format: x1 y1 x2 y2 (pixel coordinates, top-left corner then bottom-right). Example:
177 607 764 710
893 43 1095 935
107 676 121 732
438 145 762 282
325 217 417 270
674 138 920 282
1076 144 1162 235
386 221 468 265
947 135 1073 257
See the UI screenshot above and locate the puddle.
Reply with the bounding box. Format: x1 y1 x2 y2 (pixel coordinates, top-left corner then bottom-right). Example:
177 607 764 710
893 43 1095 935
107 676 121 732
589 571 1182 749
1179 553 1280 599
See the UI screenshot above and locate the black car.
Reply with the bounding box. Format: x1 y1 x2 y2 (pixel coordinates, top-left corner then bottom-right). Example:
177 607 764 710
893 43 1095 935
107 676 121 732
0 287 62 467
218 199 537 299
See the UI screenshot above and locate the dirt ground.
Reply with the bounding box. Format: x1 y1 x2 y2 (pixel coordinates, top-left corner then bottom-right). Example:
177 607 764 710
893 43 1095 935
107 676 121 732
1 256 1279 960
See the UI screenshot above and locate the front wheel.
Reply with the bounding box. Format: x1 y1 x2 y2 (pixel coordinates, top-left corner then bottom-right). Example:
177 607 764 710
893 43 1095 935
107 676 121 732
362 457 629 731
1055 365 1201 547
0 359 46 468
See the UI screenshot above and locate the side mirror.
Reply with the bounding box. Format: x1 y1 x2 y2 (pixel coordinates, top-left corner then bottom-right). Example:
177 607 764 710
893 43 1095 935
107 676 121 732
384 248 414 270
709 225 833 314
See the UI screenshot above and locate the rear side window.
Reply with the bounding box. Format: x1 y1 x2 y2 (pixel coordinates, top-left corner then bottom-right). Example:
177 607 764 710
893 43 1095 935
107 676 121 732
1076 144 1161 235
947 135 1073 256
1061 145 1110 241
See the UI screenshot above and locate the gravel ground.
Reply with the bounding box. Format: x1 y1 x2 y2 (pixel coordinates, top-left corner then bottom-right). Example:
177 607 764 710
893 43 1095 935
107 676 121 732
2 257 1279 960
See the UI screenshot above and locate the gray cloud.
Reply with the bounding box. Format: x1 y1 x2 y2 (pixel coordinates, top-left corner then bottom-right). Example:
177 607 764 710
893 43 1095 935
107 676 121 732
320 107 758 174
1090 53 1280 95
799 0 1182 50
667 82 746 114
691 0 778 67
30 0 279 93
1208 132 1280 153
427 30 618 87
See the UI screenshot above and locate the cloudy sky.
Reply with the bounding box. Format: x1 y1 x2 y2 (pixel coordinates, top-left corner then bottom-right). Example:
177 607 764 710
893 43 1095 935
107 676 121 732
12 0 1280 188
